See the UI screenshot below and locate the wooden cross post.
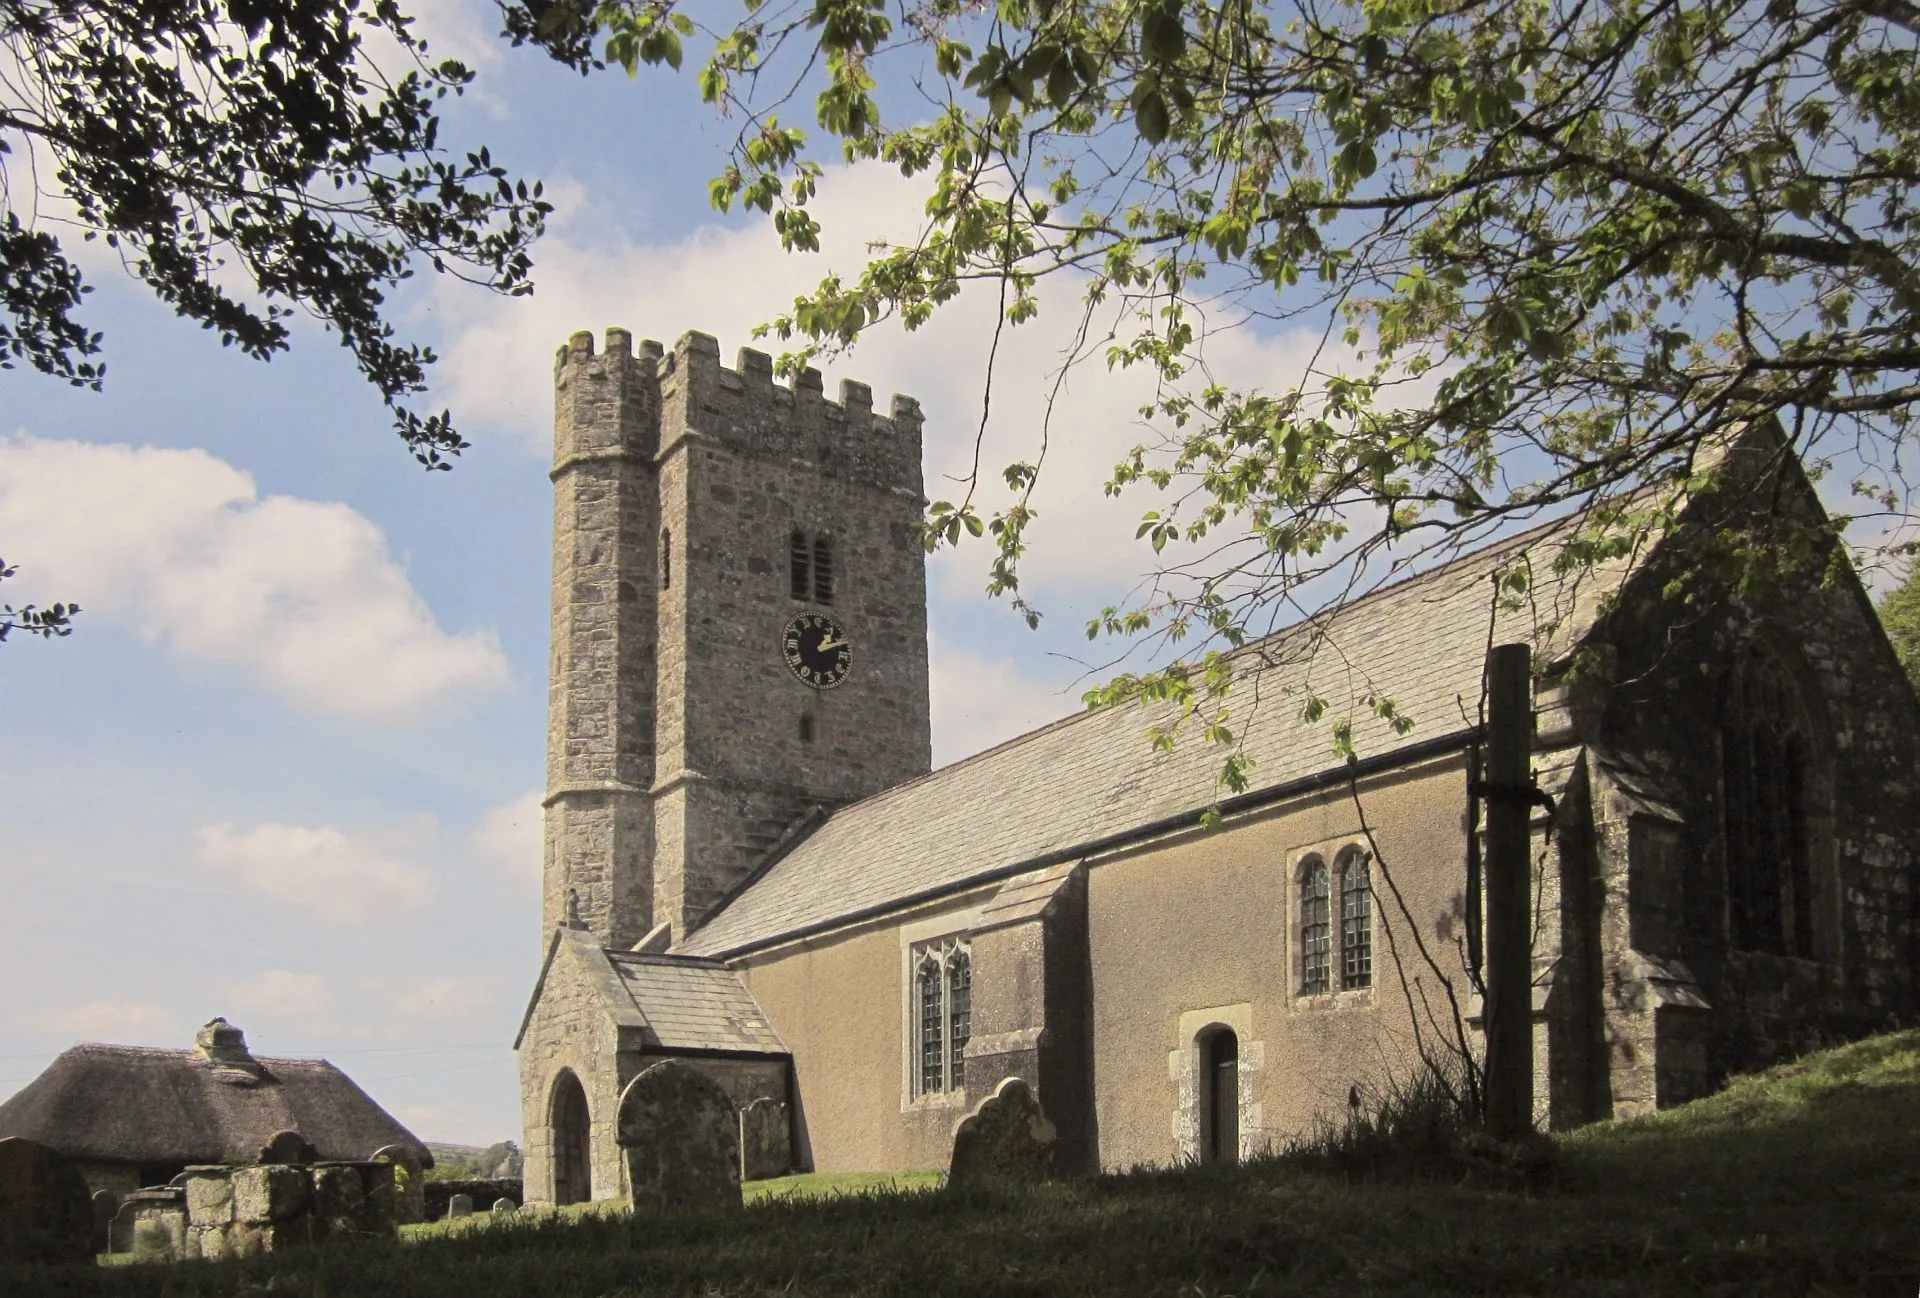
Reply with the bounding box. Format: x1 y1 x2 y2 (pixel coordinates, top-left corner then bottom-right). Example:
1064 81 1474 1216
1482 643 1535 1140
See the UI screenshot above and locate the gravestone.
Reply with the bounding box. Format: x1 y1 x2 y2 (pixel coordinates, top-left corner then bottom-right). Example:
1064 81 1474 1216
614 1061 741 1211
491 1198 516 1215
371 1143 425 1223
108 1187 186 1258
446 1193 474 1219
90 1190 119 1254
947 1077 1057 1188
739 1096 790 1182
0 1137 94 1264
258 1130 319 1165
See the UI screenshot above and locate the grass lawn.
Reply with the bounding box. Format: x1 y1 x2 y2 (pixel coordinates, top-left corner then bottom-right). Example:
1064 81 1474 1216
10 1030 1919 1295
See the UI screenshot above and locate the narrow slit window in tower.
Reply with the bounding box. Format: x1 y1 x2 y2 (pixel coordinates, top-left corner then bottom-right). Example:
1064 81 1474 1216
798 713 815 744
661 528 671 590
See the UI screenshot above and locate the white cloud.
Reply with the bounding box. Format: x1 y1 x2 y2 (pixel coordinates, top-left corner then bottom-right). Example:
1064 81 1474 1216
928 638 1079 768
470 790 543 878
0 436 509 720
431 161 1348 606
226 970 341 1022
26 999 177 1046
197 821 435 921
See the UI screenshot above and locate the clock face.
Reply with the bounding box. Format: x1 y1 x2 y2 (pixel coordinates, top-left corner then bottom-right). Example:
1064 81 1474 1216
782 613 852 689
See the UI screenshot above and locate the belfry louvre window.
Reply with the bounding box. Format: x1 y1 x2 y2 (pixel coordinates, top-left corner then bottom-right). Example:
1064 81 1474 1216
790 530 811 600
1300 858 1332 994
813 535 835 604
1339 849 1373 990
1723 644 1819 956
789 530 835 604
912 939 971 1096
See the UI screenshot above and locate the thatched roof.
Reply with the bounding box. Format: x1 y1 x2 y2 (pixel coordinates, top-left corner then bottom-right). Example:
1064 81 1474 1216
0 1020 432 1169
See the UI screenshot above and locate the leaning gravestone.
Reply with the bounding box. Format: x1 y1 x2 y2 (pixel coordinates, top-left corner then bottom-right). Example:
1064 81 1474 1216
491 1198 516 1215
615 1061 741 1211
371 1144 425 1223
0 1137 94 1264
947 1077 1058 1189
445 1193 473 1219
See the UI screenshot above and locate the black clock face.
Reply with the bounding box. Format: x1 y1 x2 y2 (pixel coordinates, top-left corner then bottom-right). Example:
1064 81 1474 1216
782 613 852 689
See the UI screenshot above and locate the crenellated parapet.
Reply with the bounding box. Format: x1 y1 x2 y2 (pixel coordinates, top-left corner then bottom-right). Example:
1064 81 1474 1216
554 329 923 495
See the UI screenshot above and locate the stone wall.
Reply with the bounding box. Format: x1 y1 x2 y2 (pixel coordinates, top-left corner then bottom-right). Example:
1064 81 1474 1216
106 1161 399 1261
1561 454 1920 1107
539 326 932 947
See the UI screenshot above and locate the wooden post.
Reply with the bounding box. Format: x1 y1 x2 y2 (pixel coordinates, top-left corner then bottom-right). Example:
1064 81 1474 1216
1482 643 1534 1140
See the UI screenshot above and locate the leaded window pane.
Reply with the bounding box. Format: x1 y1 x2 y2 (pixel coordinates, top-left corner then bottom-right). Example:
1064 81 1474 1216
1341 854 1372 989
1301 860 1331 994
947 951 971 1088
918 957 944 1094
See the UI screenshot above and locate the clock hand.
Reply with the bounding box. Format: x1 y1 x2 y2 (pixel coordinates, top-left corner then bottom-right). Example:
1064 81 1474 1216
816 637 848 652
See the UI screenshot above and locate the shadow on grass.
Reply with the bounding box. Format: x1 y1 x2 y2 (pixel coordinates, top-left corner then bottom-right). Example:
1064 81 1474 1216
9 1031 1919 1296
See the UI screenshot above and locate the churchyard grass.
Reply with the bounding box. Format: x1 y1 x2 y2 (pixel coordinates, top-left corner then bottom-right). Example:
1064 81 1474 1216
10 1029 1918 1296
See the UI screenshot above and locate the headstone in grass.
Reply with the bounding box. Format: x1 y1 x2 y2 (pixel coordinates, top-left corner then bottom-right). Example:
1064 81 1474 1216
372 1144 425 1223
446 1193 474 1219
615 1061 741 1211
0 1137 94 1264
947 1077 1057 1188
491 1198 516 1214
739 1096 790 1181
257 1129 318 1166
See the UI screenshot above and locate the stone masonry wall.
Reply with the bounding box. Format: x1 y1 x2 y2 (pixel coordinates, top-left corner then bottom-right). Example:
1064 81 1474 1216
1582 451 1920 1095
545 329 662 949
518 940 634 1204
651 330 931 937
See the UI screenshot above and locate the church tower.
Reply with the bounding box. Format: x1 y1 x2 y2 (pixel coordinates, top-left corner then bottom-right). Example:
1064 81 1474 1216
542 327 932 947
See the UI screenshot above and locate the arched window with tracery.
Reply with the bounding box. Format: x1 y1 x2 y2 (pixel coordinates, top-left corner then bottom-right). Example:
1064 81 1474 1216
1300 857 1332 994
911 939 972 1097
917 955 944 1095
1723 643 1821 956
947 950 971 1085
1339 848 1373 990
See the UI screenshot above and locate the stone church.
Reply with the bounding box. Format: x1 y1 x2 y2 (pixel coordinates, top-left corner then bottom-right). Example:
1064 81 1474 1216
514 327 1920 1203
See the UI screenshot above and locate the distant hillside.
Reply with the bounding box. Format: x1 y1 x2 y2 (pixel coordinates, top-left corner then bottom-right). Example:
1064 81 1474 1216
424 1141 521 1179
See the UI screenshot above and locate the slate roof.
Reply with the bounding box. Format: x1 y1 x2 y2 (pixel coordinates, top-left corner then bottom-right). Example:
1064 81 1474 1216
0 1037 431 1168
679 514 1641 959
606 953 788 1054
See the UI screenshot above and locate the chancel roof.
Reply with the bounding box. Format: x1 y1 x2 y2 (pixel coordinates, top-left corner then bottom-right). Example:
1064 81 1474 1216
0 1026 430 1168
678 514 1640 959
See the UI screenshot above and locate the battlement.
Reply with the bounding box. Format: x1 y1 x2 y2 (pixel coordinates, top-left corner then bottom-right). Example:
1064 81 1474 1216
553 329 924 491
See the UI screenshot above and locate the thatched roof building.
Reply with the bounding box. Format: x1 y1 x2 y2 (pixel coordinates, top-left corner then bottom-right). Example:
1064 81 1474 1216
0 1019 432 1195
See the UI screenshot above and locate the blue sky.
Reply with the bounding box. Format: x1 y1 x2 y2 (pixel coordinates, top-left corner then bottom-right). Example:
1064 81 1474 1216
0 1 1353 1143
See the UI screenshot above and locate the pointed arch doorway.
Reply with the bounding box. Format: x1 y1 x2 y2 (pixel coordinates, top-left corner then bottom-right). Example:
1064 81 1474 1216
550 1069 592 1204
